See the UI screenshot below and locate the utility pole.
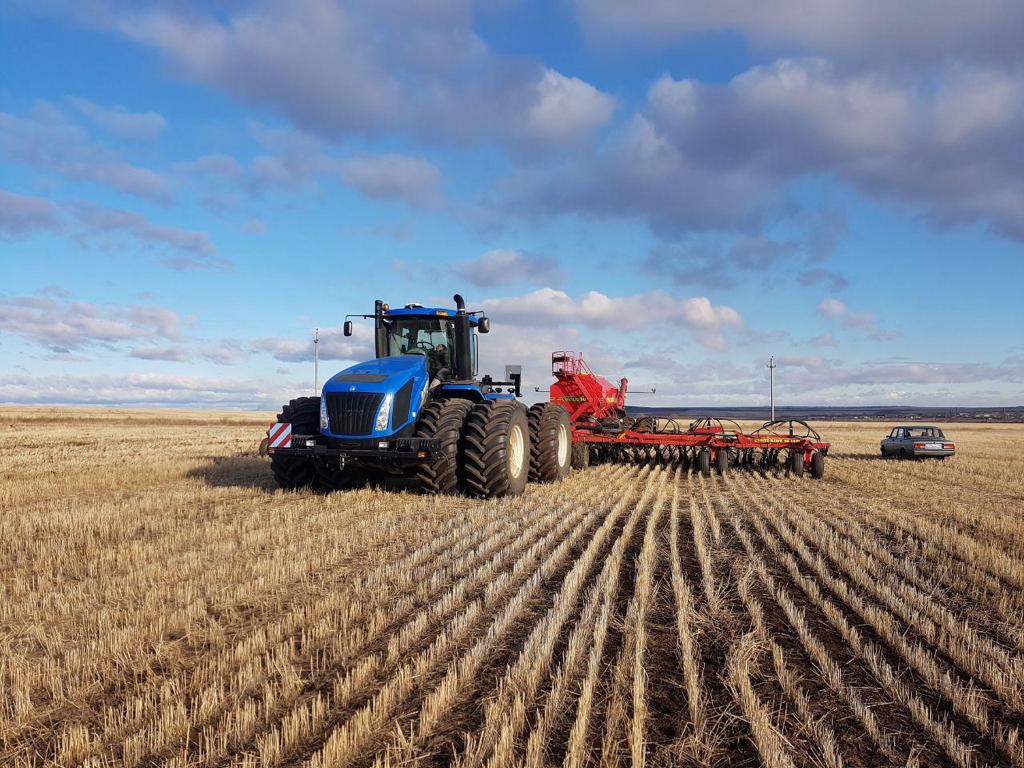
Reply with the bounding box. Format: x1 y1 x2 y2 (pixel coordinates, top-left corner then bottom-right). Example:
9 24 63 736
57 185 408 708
767 356 776 421
313 327 320 394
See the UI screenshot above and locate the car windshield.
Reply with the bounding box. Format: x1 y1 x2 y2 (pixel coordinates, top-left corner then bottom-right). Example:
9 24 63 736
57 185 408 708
385 316 454 377
906 427 944 438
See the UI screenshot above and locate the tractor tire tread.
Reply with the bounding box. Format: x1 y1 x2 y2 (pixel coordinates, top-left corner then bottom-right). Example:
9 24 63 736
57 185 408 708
527 403 571 482
414 398 474 494
571 442 590 471
463 400 530 498
271 397 320 490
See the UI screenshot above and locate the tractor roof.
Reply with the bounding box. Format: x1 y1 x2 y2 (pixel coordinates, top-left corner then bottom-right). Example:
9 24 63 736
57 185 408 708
385 306 483 325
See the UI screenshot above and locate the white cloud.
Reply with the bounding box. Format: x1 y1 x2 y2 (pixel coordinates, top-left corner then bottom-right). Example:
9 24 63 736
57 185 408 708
129 345 192 362
480 288 743 349
524 69 615 145
574 1 1024 67
454 249 564 288
0 103 171 202
68 97 167 141
816 297 897 340
0 292 183 350
0 188 223 269
175 154 244 177
505 58 1024 240
337 153 443 208
0 372 292 409
66 201 225 270
102 0 612 152
817 298 847 318
810 332 838 348
0 190 61 238
254 324 374 363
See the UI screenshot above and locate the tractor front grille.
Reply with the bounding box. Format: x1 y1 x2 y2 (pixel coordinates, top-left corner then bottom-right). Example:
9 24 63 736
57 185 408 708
326 392 384 436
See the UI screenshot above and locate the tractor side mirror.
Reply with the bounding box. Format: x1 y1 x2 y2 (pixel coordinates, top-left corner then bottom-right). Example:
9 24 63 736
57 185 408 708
477 317 490 333
343 320 353 337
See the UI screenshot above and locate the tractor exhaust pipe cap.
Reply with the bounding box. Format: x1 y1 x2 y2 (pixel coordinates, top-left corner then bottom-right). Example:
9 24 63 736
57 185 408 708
453 294 466 314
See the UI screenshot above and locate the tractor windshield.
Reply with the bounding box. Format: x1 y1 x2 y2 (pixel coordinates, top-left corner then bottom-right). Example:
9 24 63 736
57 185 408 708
385 316 454 378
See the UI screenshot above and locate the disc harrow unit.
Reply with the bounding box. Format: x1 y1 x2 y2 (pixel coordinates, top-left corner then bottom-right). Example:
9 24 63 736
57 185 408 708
547 351 830 478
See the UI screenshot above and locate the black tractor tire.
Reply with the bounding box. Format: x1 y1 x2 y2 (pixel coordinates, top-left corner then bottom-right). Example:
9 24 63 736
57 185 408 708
714 448 728 475
528 403 572 482
789 450 805 478
571 442 590 471
270 397 320 490
463 400 531 498
696 447 711 477
810 450 825 479
414 398 474 494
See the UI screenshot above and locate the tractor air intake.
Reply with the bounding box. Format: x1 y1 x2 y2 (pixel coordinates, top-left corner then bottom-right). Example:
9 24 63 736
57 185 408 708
325 392 385 435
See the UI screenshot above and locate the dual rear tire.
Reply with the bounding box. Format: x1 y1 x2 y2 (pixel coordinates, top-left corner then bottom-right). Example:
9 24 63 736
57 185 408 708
463 400 532 498
419 400 572 498
527 403 572 483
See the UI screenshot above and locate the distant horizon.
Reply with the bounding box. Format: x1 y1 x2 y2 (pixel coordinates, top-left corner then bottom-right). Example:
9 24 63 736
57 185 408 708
3 402 1021 413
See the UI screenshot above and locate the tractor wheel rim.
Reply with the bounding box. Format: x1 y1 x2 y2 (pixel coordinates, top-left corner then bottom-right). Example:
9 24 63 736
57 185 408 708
556 423 569 466
509 424 525 479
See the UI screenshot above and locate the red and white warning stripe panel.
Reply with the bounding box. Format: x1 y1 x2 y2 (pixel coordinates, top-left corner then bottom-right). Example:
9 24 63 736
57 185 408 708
267 422 292 449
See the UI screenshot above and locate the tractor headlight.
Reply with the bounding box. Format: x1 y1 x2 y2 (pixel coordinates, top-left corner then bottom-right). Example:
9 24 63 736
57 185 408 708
320 397 329 430
374 393 393 432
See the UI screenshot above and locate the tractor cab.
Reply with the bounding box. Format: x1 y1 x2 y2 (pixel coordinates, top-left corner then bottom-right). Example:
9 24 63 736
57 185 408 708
344 297 490 384
380 308 467 381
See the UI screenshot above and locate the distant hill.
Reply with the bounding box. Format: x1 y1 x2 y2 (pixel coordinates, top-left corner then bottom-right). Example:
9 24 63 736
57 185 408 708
624 405 1024 422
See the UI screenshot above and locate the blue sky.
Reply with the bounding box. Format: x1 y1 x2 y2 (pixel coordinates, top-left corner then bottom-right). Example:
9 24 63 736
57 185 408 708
1 0 1022 409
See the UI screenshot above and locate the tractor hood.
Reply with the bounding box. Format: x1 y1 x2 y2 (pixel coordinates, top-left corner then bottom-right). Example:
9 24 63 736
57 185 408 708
320 355 429 438
325 354 428 391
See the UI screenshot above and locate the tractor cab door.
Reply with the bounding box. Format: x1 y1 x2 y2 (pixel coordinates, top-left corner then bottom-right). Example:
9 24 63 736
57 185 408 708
384 316 455 380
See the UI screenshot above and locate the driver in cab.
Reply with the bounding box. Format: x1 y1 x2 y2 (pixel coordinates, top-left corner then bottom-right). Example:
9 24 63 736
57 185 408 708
426 343 451 380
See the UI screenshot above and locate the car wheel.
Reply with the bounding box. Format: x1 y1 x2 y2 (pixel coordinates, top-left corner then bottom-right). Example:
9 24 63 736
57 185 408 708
899 448 907 460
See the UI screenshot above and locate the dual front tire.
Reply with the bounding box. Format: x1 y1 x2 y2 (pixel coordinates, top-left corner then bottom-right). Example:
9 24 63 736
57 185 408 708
270 396 366 491
270 397 320 490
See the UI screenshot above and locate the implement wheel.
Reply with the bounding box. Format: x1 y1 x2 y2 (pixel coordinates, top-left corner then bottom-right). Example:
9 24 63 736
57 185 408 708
271 397 320 490
810 450 825 479
528 403 572 482
696 447 711 477
463 400 531 498
789 450 805 478
571 442 590 471
714 449 728 476
415 398 474 495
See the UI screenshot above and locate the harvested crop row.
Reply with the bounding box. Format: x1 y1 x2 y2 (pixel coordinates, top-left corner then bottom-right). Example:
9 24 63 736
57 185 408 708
2 412 1023 768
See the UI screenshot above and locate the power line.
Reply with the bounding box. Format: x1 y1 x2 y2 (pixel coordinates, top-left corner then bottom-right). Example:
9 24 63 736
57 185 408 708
313 327 320 395
767 355 776 421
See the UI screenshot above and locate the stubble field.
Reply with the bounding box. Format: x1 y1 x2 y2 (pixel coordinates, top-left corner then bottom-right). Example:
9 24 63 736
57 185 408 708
1 407 1022 768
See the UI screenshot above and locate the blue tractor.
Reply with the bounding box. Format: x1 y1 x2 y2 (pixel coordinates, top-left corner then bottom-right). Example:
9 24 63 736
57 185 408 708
266 294 572 497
